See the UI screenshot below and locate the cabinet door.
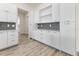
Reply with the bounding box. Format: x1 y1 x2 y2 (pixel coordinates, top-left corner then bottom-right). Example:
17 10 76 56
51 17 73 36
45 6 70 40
52 4 60 22
50 31 60 49
0 4 17 22
6 4 17 22
0 11 6 20
39 4 52 23
43 31 60 49
7 30 18 47
0 31 7 49
0 4 7 21
32 31 39 40
60 4 76 55
35 30 43 42
7 10 17 22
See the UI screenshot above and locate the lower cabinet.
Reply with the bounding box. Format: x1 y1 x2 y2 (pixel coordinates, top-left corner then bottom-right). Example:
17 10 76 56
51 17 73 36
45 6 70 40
49 31 60 50
7 30 18 47
33 30 60 50
32 29 76 55
42 31 60 50
33 30 43 42
0 31 7 49
0 30 18 50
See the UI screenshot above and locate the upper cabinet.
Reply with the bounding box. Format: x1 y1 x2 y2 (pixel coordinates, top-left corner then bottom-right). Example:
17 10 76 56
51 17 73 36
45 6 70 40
52 4 60 22
35 3 60 23
60 3 75 21
39 4 52 23
0 4 8 21
0 4 17 22
6 4 17 22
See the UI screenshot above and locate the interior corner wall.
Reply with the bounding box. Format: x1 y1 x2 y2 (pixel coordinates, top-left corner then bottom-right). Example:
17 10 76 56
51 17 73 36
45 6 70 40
18 10 29 35
76 3 79 52
25 15 28 34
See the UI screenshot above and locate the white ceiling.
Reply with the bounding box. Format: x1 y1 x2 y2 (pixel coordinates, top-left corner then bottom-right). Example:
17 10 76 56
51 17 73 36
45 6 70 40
25 3 41 7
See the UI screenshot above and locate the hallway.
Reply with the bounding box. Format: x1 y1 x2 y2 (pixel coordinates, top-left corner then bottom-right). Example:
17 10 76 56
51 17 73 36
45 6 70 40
0 35 69 56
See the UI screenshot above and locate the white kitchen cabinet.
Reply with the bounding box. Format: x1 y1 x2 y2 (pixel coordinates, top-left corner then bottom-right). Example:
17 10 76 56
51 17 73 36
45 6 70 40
7 30 18 47
32 3 78 55
0 4 18 50
0 4 7 22
0 4 17 22
49 31 60 49
7 11 17 22
0 11 7 21
52 4 60 22
60 4 76 55
38 4 60 23
32 31 38 40
0 31 7 49
8 18 17 22
33 30 43 41
39 4 53 23
42 31 60 49
34 9 41 23
60 3 75 21
7 4 17 22
33 30 60 50
60 19 76 55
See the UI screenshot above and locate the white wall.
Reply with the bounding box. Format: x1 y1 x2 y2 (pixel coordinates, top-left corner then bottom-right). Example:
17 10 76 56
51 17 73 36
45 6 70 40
18 11 28 34
25 15 28 34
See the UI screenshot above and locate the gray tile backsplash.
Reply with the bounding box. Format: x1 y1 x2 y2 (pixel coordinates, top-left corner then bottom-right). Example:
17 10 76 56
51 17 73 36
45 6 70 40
37 22 60 31
0 22 16 30
7 22 16 30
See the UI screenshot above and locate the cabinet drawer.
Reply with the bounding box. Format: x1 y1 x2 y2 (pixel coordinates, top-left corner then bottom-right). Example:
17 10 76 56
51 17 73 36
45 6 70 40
7 30 18 47
8 32 17 39
8 39 18 47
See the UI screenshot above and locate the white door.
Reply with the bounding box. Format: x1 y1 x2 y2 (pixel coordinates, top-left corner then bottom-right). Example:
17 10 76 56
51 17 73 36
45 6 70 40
0 31 7 49
60 3 76 55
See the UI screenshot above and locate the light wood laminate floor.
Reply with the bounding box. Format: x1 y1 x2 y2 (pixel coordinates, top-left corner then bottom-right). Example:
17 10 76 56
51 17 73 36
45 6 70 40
0 35 70 56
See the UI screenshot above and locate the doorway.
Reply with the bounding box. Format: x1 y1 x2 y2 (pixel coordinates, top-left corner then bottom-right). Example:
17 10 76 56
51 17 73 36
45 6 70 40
18 8 29 42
